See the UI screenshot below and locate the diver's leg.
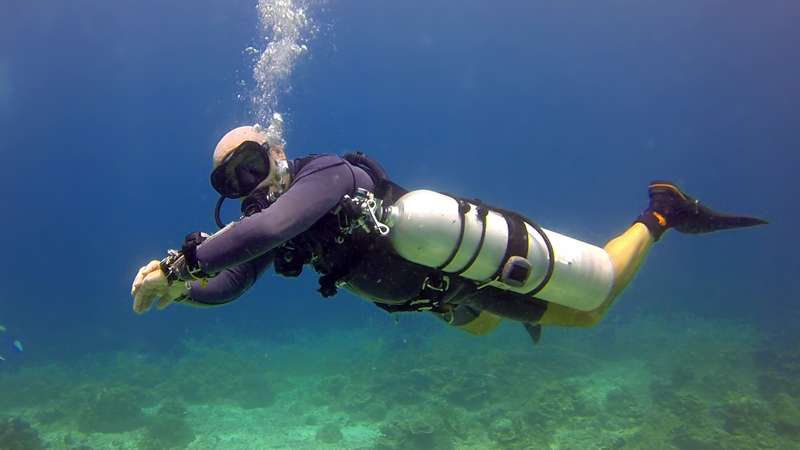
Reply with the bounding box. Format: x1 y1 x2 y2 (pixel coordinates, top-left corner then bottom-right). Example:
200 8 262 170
445 286 548 335
456 310 504 336
441 223 652 334
539 222 653 327
435 304 504 336
539 181 766 328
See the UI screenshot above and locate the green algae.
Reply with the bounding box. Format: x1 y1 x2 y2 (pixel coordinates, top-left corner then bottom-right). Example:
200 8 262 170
1 313 798 449
0 417 45 450
722 395 769 435
375 414 455 450
140 404 195 450
772 393 800 435
315 423 343 444
76 385 147 434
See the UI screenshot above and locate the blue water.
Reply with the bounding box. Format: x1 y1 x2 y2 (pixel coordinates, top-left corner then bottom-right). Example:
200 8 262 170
1 1 798 448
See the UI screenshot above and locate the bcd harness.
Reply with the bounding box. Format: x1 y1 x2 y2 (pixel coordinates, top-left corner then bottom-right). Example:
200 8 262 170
271 152 556 317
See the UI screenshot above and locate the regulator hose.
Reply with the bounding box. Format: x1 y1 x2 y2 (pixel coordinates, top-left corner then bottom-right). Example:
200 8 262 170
214 196 226 229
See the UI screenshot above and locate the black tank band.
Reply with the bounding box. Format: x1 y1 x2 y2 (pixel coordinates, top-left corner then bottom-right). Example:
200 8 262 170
453 202 489 277
437 199 470 271
491 214 529 281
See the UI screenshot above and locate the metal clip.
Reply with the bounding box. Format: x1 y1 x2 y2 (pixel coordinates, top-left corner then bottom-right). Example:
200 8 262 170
422 275 450 292
343 189 391 236
409 299 434 311
366 197 390 236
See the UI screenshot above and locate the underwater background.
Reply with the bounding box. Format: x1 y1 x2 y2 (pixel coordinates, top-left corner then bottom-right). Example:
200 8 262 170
1 0 798 448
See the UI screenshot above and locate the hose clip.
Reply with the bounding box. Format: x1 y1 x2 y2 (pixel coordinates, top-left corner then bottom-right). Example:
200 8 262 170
341 188 391 236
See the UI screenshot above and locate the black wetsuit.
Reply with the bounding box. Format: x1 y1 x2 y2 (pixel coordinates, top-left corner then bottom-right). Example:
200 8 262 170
187 154 546 325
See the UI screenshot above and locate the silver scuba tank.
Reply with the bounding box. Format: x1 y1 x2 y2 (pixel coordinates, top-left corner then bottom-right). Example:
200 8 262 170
380 190 615 311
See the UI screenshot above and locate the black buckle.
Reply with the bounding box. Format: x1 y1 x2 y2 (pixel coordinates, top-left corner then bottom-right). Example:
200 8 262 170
160 252 180 285
182 232 208 277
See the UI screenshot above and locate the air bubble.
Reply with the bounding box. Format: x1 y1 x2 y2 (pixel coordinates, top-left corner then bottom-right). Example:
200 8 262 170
251 0 318 141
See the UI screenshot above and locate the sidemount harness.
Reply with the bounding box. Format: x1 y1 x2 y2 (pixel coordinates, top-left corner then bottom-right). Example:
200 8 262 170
273 152 555 317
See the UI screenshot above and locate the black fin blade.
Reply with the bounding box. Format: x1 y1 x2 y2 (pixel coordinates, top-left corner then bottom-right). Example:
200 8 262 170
676 204 769 233
709 214 769 231
523 323 542 345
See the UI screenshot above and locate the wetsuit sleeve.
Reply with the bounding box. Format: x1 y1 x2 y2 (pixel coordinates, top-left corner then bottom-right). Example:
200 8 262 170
185 252 274 306
195 156 356 273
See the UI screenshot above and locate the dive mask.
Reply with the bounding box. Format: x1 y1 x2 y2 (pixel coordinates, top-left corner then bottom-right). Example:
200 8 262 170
210 141 272 199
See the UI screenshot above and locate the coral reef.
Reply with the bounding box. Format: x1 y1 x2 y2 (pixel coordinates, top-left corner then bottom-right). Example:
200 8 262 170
165 347 277 408
76 385 147 433
487 416 518 444
315 423 343 444
139 402 195 450
605 387 641 418
375 413 455 450
3 313 799 449
721 395 771 436
0 417 45 450
441 374 492 409
0 369 66 410
771 393 800 435
228 373 276 409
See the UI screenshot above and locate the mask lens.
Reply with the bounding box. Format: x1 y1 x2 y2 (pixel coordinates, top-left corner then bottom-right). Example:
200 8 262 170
210 142 270 198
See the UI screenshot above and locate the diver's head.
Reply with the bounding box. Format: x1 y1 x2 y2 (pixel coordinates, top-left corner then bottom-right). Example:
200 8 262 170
210 124 290 199
210 124 291 228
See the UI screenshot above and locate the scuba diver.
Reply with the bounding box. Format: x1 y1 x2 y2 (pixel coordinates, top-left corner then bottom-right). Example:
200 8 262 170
130 124 767 342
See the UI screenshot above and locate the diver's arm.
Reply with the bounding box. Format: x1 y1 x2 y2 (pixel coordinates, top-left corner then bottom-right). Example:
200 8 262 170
180 252 274 307
195 155 356 273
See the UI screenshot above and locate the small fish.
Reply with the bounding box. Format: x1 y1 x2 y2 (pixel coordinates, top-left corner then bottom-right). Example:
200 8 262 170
0 325 6 332
12 340 23 352
0 355 5 361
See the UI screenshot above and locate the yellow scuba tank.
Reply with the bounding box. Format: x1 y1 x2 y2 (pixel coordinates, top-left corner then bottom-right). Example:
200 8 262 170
380 190 614 311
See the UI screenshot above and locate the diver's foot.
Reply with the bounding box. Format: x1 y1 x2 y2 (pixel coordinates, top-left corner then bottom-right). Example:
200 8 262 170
636 180 768 240
523 322 542 345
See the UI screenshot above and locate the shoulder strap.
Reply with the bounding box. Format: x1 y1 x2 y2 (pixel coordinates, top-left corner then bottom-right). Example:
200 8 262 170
342 152 408 202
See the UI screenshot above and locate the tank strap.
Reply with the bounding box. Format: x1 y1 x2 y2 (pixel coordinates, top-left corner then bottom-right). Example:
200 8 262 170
494 208 555 297
441 197 556 297
436 199 471 270
343 151 392 198
451 199 490 276
490 213 530 281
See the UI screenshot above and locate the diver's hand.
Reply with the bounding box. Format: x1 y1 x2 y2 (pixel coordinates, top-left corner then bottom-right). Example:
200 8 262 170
131 260 188 314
